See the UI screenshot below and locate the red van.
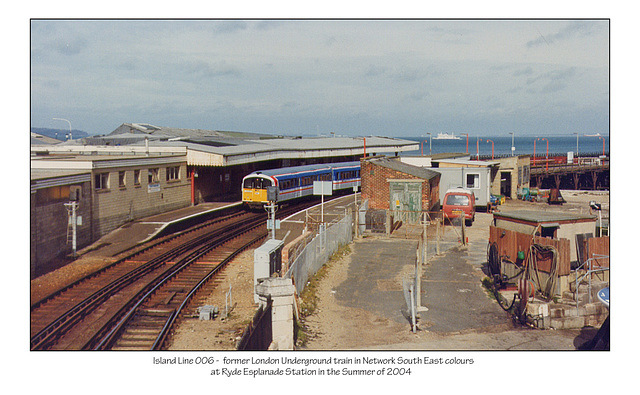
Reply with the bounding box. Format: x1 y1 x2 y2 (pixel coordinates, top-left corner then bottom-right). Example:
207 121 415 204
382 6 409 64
443 188 476 226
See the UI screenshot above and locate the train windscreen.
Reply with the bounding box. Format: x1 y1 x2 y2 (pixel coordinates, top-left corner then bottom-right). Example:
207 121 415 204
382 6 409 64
243 177 272 189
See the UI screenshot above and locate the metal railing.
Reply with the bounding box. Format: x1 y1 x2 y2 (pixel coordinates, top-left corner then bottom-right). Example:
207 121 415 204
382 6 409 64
285 213 354 295
573 254 609 310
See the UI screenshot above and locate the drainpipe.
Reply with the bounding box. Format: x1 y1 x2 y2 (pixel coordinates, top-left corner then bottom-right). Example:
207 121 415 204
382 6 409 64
191 168 196 206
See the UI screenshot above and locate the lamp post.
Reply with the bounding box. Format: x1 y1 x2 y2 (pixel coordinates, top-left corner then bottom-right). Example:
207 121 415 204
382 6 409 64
53 118 72 140
509 132 515 156
598 136 605 157
363 137 366 158
476 137 482 160
486 139 495 159
573 132 580 158
541 137 549 171
461 133 469 154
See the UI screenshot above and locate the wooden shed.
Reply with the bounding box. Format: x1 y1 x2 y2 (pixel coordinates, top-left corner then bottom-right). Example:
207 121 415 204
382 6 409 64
492 210 597 262
489 210 599 297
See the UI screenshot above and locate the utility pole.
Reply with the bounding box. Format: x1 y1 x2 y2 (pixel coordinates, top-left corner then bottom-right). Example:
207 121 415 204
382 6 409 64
266 187 278 240
53 118 72 140
509 132 515 156
65 201 79 257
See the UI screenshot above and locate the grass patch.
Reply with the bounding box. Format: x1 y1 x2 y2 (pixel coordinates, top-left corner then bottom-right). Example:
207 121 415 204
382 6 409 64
295 243 351 347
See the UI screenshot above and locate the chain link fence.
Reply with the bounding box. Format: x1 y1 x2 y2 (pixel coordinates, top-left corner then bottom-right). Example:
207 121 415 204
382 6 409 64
285 213 353 295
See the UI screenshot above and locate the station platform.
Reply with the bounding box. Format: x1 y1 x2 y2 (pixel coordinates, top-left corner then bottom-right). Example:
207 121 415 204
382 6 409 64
31 201 243 303
79 201 243 260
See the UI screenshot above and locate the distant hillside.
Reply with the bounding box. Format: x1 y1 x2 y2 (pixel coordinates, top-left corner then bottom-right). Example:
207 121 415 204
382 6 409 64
31 127 90 140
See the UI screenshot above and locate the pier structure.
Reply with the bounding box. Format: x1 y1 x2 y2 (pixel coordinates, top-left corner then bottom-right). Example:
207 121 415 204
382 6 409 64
530 159 609 191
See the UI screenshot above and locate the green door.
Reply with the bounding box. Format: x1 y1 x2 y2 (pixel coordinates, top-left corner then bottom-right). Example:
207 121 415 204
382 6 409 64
389 181 422 224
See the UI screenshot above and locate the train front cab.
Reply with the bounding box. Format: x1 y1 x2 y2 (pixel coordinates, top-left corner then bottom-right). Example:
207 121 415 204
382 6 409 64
242 175 273 209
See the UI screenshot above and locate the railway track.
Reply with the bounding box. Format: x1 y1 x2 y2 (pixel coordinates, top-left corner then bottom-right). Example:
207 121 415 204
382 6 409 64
30 199 327 351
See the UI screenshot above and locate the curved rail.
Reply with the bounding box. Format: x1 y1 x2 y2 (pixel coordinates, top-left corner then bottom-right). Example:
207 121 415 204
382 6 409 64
30 213 263 350
31 198 329 351
84 217 265 350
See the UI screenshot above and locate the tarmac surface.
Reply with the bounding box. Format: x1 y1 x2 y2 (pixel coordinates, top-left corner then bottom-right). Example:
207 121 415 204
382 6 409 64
297 193 612 351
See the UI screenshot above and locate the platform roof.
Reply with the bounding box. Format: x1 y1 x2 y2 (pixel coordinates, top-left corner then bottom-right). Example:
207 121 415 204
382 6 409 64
42 123 419 167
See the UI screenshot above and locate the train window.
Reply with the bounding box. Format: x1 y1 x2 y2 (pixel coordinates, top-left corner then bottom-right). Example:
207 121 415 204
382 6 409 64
280 178 299 190
243 178 272 189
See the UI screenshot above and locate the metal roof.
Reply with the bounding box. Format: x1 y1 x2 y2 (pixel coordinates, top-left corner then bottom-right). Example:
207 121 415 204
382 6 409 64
251 161 360 177
367 157 440 180
432 158 500 167
31 153 187 171
30 169 91 192
494 210 596 224
40 123 419 167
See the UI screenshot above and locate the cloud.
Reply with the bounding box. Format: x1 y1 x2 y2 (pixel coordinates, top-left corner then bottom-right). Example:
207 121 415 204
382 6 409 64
525 67 576 92
182 59 242 79
527 21 601 48
29 20 609 136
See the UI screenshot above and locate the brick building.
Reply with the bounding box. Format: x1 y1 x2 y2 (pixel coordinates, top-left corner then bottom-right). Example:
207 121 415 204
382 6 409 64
360 156 441 212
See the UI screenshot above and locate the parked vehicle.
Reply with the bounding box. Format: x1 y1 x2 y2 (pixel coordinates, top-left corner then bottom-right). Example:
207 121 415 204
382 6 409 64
442 188 476 226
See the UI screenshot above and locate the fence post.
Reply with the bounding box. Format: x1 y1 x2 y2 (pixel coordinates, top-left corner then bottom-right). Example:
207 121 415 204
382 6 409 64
460 212 467 246
436 216 441 255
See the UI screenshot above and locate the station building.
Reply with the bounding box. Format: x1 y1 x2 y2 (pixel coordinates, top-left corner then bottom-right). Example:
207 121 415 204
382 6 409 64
30 152 190 277
30 123 418 276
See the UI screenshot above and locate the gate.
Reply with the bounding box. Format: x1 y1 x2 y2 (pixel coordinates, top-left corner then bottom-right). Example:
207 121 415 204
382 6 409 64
389 181 422 224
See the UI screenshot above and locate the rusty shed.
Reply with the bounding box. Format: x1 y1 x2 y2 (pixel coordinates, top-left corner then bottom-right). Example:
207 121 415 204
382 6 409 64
492 210 597 263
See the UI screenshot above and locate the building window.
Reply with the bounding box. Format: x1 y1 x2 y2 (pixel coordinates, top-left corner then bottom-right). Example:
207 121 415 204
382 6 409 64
466 173 480 189
148 168 159 184
119 171 126 188
134 169 141 185
166 166 180 181
95 173 109 190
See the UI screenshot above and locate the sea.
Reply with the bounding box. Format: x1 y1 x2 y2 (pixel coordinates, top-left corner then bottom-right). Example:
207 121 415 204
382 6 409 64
399 135 609 158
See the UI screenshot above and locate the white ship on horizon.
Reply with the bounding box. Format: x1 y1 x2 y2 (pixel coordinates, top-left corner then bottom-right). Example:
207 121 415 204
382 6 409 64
432 132 461 140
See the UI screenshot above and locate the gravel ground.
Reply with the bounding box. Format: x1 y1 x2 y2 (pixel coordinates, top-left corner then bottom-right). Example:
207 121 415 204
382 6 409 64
167 249 257 350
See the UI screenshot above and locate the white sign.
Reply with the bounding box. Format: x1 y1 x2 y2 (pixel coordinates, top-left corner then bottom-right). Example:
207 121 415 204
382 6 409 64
313 181 333 196
148 182 161 193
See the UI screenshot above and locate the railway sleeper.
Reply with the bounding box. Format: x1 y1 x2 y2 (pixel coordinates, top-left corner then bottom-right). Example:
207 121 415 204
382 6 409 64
114 338 158 347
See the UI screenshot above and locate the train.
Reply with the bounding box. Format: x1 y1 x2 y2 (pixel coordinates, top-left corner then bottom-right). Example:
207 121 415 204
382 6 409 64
242 161 361 208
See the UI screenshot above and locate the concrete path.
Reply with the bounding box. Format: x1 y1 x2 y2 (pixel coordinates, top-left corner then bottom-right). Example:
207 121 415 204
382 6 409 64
419 245 511 333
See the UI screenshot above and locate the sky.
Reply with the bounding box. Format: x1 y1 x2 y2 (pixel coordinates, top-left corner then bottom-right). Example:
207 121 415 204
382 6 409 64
29 18 610 138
